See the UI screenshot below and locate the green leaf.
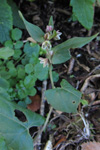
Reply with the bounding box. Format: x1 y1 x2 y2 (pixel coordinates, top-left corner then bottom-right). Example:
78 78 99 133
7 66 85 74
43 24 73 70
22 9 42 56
14 41 23 49
17 67 25 79
80 99 88 105
49 16 54 28
0 77 9 90
13 49 22 60
0 77 10 101
0 136 8 150
27 87 36 96
0 47 14 59
7 0 25 29
52 33 98 64
24 42 40 57
24 75 37 88
70 0 95 30
0 98 45 150
4 40 13 48
52 71 59 82
9 68 17 77
45 79 82 113
0 0 12 43
34 62 49 81
11 28 22 41
25 64 34 74
25 97 32 105
19 11 45 43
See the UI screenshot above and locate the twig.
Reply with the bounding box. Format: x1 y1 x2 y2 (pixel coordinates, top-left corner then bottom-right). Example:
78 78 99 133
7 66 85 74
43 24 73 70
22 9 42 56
81 74 100 93
67 58 75 75
34 80 47 149
55 8 71 16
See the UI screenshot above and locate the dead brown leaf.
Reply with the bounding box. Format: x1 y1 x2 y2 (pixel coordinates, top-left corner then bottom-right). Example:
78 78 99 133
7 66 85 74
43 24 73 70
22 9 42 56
27 95 41 112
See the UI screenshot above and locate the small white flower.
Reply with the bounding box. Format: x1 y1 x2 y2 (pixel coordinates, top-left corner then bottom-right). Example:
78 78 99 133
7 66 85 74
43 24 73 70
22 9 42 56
54 30 62 40
42 40 52 51
39 57 48 67
46 25 53 32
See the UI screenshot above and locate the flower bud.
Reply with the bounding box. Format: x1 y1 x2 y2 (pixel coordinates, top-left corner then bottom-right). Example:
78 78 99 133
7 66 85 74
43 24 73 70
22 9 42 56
46 25 53 32
44 33 50 40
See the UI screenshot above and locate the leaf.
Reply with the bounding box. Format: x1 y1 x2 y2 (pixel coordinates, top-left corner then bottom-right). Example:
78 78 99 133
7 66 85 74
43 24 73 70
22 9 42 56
52 33 98 64
0 47 14 59
19 11 45 43
25 64 34 74
24 75 37 88
34 62 49 81
0 77 10 101
14 41 23 49
70 0 95 30
4 40 13 48
0 0 12 43
11 28 22 41
0 98 45 150
0 77 9 90
0 136 8 150
81 141 100 150
27 95 41 112
7 0 25 29
52 71 59 82
45 79 82 113
49 16 54 28
24 42 40 57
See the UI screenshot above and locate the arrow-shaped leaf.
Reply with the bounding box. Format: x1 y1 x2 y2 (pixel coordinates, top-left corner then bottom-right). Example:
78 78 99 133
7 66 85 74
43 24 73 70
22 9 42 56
19 11 45 43
52 33 98 64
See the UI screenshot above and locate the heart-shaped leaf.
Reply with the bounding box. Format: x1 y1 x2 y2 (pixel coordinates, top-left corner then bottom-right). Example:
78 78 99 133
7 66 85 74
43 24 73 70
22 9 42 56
45 79 81 113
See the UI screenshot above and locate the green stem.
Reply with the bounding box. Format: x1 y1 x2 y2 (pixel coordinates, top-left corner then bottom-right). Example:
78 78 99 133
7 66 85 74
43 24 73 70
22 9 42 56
15 53 26 66
34 55 55 143
49 63 55 89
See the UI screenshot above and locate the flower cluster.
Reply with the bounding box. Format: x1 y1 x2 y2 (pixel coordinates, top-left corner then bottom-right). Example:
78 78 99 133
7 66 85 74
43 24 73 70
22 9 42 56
39 22 62 67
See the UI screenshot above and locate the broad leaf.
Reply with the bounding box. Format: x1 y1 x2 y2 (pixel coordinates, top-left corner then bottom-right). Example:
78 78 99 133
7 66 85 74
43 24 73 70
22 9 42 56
0 77 9 90
0 98 45 150
0 0 12 43
19 11 45 43
70 0 95 30
0 47 14 59
45 79 82 113
34 62 49 81
52 33 98 64
11 28 22 41
0 136 8 150
0 77 10 101
7 0 25 29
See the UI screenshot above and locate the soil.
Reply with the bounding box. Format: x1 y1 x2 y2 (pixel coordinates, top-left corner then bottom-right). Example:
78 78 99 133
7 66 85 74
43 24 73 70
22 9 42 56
15 0 100 149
